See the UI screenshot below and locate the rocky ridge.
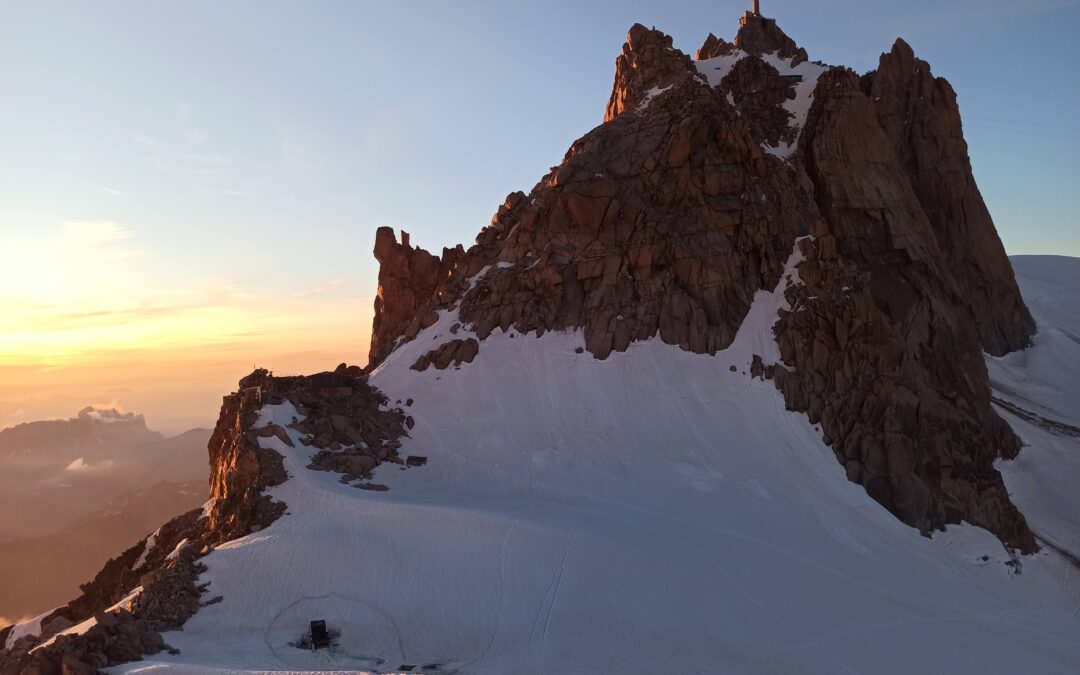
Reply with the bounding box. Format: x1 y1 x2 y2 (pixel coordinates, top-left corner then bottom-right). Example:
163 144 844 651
368 14 1036 551
0 368 409 674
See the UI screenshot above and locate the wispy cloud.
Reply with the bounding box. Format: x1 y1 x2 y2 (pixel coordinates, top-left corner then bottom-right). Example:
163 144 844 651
129 133 166 148
198 187 252 198
102 187 127 197
129 108 256 197
182 153 228 166
65 457 116 472
291 277 349 299
62 220 137 247
173 103 208 147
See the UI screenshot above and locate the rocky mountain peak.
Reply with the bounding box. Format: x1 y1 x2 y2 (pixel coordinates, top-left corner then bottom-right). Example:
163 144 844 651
369 226 465 367
734 10 808 64
695 32 735 60
366 14 1037 553
604 23 698 122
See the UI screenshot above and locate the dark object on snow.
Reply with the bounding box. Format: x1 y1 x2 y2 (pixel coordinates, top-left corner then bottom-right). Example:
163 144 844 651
356 482 390 492
406 455 427 467
294 620 339 652
309 620 330 651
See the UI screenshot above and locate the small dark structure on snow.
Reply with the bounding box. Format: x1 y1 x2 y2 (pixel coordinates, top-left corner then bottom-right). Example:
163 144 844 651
301 619 332 652
309 620 330 650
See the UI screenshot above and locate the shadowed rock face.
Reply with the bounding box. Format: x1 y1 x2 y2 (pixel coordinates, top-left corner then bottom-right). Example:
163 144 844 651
368 20 1036 550
719 55 798 150
777 68 1033 551
862 39 1035 356
734 11 808 64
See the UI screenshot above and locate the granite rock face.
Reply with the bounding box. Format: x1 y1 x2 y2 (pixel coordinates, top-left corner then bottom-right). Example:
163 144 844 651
368 17 1036 551
605 24 700 123
717 55 798 150
370 226 464 367
695 33 734 60
775 68 1033 550
734 11 808 65
863 39 1034 356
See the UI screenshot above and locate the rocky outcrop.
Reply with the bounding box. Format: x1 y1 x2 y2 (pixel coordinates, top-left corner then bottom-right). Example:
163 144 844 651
862 39 1035 355
411 338 479 371
717 56 797 149
0 533 206 675
691 32 734 60
367 16 1037 551
203 369 289 543
370 227 465 367
695 33 734 60
771 68 1034 551
734 12 807 65
605 24 699 123
450 92 818 359
295 365 410 487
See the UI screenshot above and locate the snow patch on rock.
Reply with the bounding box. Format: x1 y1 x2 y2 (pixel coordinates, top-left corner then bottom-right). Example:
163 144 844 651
760 52 829 159
694 50 748 87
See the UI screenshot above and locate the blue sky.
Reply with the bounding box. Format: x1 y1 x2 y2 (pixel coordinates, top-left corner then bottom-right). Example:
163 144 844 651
0 0 1077 430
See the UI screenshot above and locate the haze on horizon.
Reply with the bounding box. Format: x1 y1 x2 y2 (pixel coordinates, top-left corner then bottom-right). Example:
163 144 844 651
2 0 1077 434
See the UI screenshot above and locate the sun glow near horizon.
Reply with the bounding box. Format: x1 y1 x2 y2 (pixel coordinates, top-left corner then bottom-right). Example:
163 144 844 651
0 220 373 433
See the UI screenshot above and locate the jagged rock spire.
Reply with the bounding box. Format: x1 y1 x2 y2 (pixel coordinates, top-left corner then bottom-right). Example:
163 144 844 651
604 24 696 122
735 11 808 64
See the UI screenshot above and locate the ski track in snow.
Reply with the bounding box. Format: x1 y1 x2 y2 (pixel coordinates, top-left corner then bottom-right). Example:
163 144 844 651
108 254 1080 674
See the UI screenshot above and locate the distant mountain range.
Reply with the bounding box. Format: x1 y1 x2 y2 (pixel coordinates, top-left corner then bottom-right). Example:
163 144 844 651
0 407 208 541
0 480 206 623
0 408 209 621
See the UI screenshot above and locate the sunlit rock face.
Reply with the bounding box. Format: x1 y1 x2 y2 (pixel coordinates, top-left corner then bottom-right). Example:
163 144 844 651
369 18 1036 550
369 227 465 368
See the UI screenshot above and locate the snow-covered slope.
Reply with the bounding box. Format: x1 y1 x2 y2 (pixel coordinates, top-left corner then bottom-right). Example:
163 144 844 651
112 256 1080 674
990 255 1080 564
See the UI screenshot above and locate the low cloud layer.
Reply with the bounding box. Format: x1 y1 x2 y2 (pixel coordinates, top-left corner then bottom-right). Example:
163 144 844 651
65 457 116 473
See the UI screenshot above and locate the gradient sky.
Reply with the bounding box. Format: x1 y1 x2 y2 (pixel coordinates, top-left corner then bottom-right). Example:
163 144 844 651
2 0 1077 433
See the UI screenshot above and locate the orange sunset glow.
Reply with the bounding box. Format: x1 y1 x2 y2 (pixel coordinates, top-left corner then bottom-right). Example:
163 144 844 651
0 221 371 432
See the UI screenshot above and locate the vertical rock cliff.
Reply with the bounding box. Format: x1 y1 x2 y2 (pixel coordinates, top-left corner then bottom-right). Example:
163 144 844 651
863 39 1035 355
